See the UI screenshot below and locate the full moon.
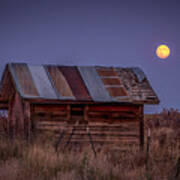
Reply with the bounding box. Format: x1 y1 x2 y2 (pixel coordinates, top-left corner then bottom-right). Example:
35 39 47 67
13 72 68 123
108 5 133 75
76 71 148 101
156 45 170 59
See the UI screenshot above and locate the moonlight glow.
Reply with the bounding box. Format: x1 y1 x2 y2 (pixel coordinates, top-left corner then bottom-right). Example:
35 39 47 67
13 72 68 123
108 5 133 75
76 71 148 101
156 45 170 59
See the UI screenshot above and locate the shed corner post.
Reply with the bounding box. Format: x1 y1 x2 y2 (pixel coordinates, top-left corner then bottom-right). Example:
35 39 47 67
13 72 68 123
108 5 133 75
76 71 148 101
23 101 32 141
8 93 16 139
8 98 13 139
139 105 144 151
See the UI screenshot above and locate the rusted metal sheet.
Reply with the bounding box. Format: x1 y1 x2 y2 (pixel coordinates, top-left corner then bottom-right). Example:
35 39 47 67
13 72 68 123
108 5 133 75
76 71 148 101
28 65 57 99
116 68 159 104
45 66 75 100
59 66 92 101
0 63 159 104
96 68 119 77
96 67 129 100
9 63 39 97
131 67 146 83
106 87 128 97
101 78 122 86
78 67 113 102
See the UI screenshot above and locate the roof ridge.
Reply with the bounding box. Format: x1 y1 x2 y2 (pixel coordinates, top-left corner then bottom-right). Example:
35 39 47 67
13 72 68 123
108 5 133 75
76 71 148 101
7 62 144 69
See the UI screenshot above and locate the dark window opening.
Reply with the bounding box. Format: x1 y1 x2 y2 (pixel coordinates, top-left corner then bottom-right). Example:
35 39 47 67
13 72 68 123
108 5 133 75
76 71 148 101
71 104 84 116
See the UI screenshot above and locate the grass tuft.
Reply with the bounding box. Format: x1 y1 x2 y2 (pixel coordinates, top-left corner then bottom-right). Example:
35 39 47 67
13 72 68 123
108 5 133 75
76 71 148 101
0 108 179 179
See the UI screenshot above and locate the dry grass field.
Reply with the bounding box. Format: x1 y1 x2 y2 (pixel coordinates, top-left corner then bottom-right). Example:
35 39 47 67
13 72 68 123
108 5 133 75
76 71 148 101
0 108 180 180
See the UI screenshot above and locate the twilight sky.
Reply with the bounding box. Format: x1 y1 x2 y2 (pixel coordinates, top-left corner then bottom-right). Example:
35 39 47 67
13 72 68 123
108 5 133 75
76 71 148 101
0 0 180 112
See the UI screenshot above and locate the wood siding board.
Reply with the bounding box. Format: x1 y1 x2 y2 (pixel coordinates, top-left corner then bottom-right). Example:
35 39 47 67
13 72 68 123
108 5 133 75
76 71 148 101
24 101 31 140
9 63 39 97
8 93 15 137
59 66 92 101
63 131 139 136
64 123 139 129
87 111 136 119
28 65 57 99
0 68 16 101
84 105 89 121
78 67 113 102
139 105 144 150
12 93 25 134
67 105 71 120
0 66 9 99
45 66 75 100
8 92 25 138
33 104 68 113
87 118 139 123
88 105 139 112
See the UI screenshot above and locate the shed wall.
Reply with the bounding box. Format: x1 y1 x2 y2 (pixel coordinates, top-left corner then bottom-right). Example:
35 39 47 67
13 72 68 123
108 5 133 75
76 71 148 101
30 103 143 149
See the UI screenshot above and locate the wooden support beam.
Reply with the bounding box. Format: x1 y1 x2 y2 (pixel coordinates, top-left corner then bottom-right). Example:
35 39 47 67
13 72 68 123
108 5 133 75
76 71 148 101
30 105 36 137
8 97 14 138
139 105 144 151
84 105 89 121
24 101 31 141
67 105 71 121
88 105 139 112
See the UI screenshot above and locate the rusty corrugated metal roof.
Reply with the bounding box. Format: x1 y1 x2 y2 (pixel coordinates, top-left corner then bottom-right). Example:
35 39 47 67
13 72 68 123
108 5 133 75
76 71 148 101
58 66 92 101
78 67 113 102
45 66 75 100
0 63 159 104
9 63 39 98
28 65 57 99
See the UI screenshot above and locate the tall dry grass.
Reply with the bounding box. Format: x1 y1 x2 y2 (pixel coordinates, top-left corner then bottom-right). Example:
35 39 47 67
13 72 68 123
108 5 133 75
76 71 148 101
0 108 179 180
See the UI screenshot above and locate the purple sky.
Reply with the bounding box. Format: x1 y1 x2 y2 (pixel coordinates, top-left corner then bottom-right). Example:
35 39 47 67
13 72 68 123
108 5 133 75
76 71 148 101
0 0 180 112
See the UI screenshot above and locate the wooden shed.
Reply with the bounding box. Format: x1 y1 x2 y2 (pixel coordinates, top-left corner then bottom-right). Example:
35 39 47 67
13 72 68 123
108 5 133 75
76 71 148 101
0 63 159 149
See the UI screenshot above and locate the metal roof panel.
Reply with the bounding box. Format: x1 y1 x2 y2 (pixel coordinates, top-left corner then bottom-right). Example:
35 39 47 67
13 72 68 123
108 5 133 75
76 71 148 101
59 66 92 101
45 66 75 100
78 67 113 102
9 63 39 97
1 63 159 104
28 65 57 99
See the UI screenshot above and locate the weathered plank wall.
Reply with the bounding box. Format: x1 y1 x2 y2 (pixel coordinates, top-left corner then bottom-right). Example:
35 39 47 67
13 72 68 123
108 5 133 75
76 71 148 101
31 103 143 148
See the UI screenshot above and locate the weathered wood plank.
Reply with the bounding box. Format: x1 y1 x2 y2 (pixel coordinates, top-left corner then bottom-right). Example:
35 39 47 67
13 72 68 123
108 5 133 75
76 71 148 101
53 138 139 144
36 121 66 126
88 105 139 112
84 105 89 121
36 122 139 128
36 125 139 135
24 101 31 140
88 111 136 119
8 94 14 137
33 105 68 113
61 132 139 137
139 105 144 150
87 117 139 123
33 114 67 120
34 113 68 118
36 123 139 135
67 105 71 121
